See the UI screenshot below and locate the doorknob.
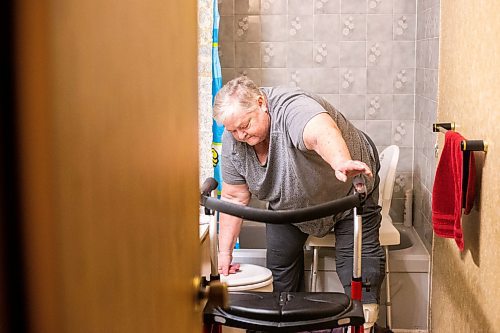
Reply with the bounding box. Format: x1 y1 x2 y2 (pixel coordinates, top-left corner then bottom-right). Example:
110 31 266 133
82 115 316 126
194 276 229 311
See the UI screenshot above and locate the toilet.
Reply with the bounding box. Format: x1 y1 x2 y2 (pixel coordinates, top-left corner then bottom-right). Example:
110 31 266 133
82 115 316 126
205 201 273 293
204 200 273 292
220 263 273 292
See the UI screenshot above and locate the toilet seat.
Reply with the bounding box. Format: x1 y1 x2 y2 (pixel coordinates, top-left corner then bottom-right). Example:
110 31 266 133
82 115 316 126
220 264 273 292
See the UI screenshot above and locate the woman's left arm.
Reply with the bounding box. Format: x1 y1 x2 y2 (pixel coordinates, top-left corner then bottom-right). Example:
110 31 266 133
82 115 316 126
302 113 372 182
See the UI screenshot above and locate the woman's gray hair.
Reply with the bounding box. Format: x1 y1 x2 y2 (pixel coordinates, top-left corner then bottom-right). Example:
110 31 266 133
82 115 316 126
213 76 264 124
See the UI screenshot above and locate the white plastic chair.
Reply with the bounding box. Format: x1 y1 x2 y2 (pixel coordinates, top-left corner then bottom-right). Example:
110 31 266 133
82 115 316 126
306 145 400 329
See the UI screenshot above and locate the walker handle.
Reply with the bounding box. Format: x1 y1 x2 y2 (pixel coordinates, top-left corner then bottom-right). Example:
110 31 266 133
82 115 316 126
200 177 219 197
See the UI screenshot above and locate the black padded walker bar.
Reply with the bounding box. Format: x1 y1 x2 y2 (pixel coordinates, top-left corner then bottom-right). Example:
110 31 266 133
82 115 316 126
200 177 364 224
203 195 361 224
432 122 488 152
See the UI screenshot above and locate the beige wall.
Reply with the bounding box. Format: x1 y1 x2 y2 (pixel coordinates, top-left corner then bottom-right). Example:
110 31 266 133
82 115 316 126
432 0 500 332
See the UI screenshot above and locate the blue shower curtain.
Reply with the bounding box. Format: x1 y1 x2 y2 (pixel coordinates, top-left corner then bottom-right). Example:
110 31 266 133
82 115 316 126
212 0 223 196
211 1 238 248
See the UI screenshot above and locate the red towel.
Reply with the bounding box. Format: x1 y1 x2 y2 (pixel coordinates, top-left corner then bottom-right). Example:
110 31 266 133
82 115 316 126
432 131 476 251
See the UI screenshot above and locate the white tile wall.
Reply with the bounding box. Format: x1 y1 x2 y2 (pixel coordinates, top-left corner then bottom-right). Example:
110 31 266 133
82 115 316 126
211 1 443 257
414 0 440 253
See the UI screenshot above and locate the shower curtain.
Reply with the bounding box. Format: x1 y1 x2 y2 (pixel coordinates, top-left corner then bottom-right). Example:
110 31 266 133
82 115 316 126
211 0 223 196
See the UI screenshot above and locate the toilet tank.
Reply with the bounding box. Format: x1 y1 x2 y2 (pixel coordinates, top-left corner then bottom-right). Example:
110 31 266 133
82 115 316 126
233 197 268 266
239 197 268 249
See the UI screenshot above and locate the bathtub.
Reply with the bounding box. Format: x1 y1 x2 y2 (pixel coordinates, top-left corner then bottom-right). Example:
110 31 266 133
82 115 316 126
379 224 430 331
233 221 430 331
388 224 430 272
235 222 429 270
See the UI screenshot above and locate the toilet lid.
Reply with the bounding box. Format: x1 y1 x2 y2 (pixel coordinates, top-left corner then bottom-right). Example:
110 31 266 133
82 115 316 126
220 264 273 287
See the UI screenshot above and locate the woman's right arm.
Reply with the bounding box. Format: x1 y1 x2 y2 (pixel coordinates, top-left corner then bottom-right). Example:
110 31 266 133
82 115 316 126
218 182 251 276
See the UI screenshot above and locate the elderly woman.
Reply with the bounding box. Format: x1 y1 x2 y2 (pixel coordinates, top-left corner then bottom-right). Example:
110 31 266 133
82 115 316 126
213 76 385 333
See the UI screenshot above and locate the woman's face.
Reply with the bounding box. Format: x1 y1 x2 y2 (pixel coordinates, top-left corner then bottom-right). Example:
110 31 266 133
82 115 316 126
223 96 270 146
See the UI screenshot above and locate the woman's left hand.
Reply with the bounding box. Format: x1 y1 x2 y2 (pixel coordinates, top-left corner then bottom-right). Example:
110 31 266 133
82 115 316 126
334 160 373 182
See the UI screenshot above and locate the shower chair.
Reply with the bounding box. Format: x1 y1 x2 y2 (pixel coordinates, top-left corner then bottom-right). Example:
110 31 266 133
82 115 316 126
306 145 400 329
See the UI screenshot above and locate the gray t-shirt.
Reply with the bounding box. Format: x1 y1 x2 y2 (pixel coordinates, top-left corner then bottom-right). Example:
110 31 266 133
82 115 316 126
221 86 376 237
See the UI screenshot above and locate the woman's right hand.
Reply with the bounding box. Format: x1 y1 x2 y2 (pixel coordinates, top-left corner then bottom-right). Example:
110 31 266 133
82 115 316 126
218 251 240 276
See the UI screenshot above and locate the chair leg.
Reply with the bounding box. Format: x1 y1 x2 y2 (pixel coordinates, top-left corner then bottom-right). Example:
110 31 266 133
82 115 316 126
384 246 392 329
311 247 319 292
309 247 314 290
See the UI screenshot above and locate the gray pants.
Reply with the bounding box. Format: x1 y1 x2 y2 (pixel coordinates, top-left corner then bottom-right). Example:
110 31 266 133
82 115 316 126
265 190 385 304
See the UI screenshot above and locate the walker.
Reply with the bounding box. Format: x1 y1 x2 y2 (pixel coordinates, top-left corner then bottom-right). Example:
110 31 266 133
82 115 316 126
200 176 370 333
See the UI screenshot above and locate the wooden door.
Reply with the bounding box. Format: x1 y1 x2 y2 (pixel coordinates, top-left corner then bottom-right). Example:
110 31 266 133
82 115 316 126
14 1 201 332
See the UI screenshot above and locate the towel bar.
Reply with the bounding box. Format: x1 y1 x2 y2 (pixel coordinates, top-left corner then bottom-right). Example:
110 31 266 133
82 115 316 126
432 122 488 152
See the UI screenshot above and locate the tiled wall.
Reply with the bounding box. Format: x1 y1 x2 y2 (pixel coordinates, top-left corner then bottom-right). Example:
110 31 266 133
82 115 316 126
217 0 417 222
414 0 439 252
